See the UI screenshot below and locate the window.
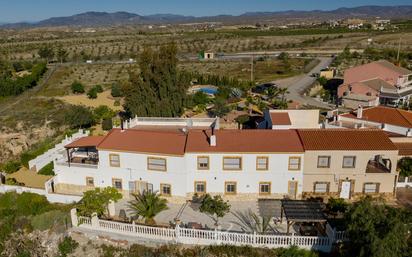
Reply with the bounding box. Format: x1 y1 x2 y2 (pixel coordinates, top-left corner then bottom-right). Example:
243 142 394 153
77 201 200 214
86 177 94 187
109 154 120 167
256 157 269 171
314 182 329 193
160 184 171 196
259 182 271 195
197 156 209 170
363 183 379 194
288 157 301 170
112 178 122 190
225 182 237 195
317 156 331 168
223 157 242 170
147 157 167 171
194 181 206 194
343 156 356 168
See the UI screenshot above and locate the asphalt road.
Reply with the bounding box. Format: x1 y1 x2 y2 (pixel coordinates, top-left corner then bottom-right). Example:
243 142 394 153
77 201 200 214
272 57 335 109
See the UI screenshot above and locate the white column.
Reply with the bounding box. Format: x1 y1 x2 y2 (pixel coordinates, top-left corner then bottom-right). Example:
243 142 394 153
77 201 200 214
70 208 78 227
91 213 99 229
108 200 116 217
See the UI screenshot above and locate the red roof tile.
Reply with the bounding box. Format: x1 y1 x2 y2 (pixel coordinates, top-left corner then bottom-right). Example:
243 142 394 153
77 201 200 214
394 143 412 156
186 129 304 153
341 106 412 128
297 129 397 151
97 129 187 156
65 136 105 148
270 113 292 126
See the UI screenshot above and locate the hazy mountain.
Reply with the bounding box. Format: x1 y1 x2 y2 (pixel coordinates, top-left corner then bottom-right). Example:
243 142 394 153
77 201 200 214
2 5 412 28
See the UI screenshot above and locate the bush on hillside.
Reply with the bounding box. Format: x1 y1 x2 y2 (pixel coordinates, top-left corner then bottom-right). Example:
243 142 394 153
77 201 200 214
94 84 103 93
70 81 85 94
0 161 21 174
111 83 123 97
102 118 113 131
64 105 95 129
87 87 98 99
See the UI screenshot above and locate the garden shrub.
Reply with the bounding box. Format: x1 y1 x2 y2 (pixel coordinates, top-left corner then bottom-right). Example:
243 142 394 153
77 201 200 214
102 118 113 131
58 236 79 257
111 83 123 97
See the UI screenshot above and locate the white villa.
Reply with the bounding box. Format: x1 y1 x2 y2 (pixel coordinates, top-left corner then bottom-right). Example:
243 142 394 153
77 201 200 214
50 116 399 202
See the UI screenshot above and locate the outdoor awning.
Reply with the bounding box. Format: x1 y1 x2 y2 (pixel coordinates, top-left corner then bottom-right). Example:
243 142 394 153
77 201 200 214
65 136 105 149
281 200 327 223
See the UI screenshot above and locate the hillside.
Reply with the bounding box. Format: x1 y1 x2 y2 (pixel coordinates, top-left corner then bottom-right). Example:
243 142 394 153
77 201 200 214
2 5 412 28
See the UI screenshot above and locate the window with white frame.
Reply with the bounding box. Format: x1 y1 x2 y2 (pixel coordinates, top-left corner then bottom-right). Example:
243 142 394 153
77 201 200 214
364 183 379 193
223 157 242 170
317 156 331 168
197 156 209 170
343 156 356 168
314 182 329 193
147 157 167 171
256 157 269 170
288 157 301 170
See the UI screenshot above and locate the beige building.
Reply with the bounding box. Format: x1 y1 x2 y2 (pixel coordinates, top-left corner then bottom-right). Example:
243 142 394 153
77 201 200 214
298 129 398 200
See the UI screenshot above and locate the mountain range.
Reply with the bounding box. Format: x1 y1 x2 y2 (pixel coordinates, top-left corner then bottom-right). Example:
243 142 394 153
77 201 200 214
2 5 412 28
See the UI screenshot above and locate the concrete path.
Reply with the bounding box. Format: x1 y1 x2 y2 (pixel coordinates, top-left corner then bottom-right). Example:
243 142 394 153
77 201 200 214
115 199 291 233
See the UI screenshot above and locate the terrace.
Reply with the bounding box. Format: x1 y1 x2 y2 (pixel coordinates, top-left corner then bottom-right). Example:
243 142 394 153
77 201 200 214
365 155 392 173
58 136 105 168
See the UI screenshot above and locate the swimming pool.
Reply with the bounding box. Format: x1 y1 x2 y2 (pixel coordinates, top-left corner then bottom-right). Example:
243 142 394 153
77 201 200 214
199 87 218 95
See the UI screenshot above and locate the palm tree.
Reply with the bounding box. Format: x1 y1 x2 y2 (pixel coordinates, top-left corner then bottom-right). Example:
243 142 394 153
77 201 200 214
128 191 168 225
232 210 275 234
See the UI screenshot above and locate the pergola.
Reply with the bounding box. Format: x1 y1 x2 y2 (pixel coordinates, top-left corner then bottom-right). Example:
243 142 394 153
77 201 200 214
64 136 104 167
280 200 327 234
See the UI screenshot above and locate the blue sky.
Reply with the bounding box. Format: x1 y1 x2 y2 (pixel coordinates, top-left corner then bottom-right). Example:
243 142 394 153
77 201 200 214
1 0 411 23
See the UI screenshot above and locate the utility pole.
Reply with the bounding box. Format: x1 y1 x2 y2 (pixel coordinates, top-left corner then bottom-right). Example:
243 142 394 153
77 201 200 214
251 55 254 83
397 37 402 64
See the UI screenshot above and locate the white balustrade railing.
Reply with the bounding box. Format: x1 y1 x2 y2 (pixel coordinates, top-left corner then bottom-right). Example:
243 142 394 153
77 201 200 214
72 209 341 252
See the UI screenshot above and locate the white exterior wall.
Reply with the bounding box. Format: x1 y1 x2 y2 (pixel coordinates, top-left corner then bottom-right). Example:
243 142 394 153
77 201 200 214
186 153 304 195
54 150 304 197
338 116 410 136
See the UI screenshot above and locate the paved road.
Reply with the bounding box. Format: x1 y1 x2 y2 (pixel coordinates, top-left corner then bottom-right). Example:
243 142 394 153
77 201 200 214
273 57 336 109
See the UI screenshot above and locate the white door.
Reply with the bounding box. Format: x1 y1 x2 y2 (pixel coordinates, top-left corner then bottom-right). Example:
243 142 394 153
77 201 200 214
340 181 351 199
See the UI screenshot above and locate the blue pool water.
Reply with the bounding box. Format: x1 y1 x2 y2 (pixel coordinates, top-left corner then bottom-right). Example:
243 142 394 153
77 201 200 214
199 88 218 95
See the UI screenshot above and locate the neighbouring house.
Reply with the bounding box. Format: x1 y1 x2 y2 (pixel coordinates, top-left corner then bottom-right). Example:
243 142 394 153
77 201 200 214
50 116 400 202
325 106 412 187
260 109 320 129
299 129 398 200
320 69 336 79
337 60 412 108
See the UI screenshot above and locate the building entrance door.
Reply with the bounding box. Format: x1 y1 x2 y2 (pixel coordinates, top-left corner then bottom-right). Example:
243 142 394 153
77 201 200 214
340 181 351 199
288 181 298 199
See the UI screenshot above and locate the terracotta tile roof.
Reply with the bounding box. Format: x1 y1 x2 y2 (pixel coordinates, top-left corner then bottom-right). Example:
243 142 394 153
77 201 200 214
344 60 411 86
65 136 105 148
394 143 412 156
97 129 187 156
186 129 304 153
341 106 412 128
297 129 397 151
269 112 292 126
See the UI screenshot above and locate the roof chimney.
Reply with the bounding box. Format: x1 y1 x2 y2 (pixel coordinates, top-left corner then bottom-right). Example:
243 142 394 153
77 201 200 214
210 135 217 147
357 105 363 119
